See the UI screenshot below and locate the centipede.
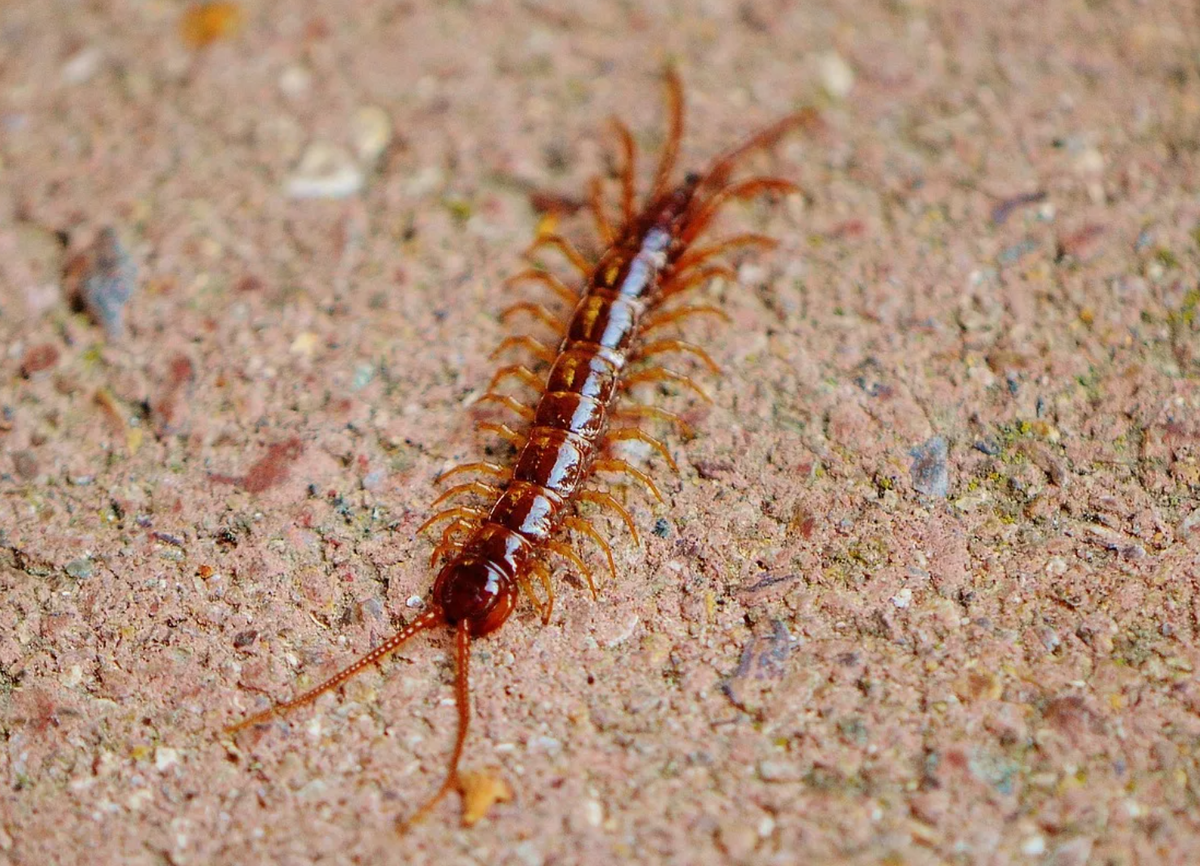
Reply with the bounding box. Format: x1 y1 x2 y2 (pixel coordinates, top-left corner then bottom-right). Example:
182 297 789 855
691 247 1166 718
227 69 819 827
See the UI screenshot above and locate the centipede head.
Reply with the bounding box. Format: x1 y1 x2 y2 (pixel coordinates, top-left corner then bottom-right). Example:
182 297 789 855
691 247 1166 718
433 555 518 637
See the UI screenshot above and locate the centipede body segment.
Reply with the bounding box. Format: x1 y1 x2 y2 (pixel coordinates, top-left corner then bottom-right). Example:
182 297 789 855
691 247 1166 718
227 70 819 827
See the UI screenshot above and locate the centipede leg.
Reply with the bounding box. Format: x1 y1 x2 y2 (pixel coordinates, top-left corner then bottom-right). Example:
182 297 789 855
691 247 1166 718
636 339 723 376
610 117 637 223
641 305 733 335
499 301 567 331
475 393 536 422
440 517 479 548
696 107 821 191
589 177 615 245
577 490 640 546
622 366 712 403
682 177 799 245
430 481 503 508
429 539 461 570
660 265 737 300
525 234 591 276
651 68 685 198
673 234 778 272
491 335 557 365
515 571 550 623
546 540 597 600
563 516 617 586
503 268 579 306
532 560 555 623
611 405 695 439
476 421 526 449
416 506 488 535
437 461 511 484
430 517 479 568
604 427 679 472
486 365 545 396
592 458 664 503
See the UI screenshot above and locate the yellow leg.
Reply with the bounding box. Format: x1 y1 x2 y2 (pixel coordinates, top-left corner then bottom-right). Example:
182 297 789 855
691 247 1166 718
486 365 545 395
673 233 777 272
682 177 799 245
532 560 555 624
592 458 664 503
491 335 557 365
610 405 694 438
436 462 511 485
430 481 502 508
430 516 480 566
416 506 487 535
605 428 678 472
563 516 617 586
621 367 712 404
476 393 536 422
516 571 550 623
589 176 615 245
499 301 567 331
641 304 733 334
525 234 591 275
651 68 685 198
609 116 637 224
503 268 579 306
660 265 737 300
476 421 526 448
636 339 723 376
547 540 597 600
577 490 640 545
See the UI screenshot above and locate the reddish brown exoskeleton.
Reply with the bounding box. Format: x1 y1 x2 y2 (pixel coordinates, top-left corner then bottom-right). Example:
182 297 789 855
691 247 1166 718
227 69 820 827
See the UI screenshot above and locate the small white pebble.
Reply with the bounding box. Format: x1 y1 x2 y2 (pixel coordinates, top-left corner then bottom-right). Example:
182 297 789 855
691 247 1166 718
351 105 392 164
62 48 104 85
818 51 855 99
406 595 425 609
404 165 444 197
891 588 912 609
514 840 544 866
604 615 639 647
528 735 561 754
279 65 312 100
757 815 776 837
154 747 180 772
584 799 604 827
286 142 364 199
1075 147 1104 175
1022 835 1046 856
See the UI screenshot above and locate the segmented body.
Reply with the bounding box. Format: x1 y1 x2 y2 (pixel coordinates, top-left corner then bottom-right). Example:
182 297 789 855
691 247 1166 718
434 183 699 634
228 70 818 828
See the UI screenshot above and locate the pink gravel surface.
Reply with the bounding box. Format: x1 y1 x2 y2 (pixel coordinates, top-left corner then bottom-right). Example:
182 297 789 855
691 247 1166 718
3 1 1200 864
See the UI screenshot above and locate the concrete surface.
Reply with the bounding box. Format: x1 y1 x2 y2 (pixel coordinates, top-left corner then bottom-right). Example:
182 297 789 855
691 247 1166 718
2 1 1199 864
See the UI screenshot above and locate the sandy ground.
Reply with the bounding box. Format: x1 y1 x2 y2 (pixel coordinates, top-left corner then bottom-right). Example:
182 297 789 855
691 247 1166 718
3 1 1200 864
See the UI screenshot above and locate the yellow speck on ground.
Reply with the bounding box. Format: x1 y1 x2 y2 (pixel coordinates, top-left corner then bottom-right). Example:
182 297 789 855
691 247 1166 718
458 770 513 826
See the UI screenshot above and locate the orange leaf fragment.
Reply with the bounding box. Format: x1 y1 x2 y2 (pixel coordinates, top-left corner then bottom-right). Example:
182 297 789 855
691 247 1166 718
458 770 513 826
181 2 243 48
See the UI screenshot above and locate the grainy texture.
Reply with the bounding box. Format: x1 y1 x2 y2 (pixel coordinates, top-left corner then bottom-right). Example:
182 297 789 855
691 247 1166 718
2 2 1199 865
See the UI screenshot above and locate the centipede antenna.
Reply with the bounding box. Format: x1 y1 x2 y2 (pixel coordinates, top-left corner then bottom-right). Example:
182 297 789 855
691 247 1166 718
225 607 445 734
